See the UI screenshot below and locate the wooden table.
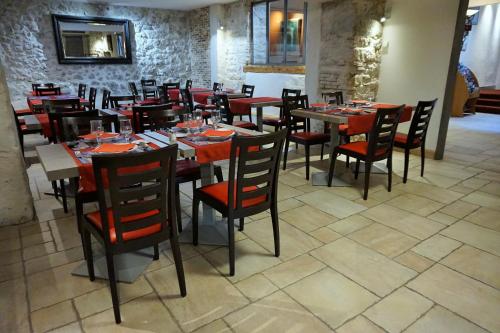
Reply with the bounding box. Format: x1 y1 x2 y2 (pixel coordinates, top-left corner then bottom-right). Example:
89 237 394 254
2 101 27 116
230 98 283 132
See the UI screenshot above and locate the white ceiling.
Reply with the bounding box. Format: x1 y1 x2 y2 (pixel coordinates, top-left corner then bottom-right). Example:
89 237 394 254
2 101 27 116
469 0 500 7
70 0 237 11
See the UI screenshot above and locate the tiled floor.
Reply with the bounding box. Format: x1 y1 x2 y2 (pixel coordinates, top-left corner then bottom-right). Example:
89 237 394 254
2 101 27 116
2 113 500 333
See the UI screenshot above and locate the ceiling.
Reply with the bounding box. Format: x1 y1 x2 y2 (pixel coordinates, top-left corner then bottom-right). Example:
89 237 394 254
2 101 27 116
469 0 500 7
70 0 237 11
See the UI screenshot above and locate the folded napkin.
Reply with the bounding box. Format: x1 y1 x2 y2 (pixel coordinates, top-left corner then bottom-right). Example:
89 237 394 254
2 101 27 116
80 132 119 140
200 129 235 137
176 122 199 129
93 143 135 153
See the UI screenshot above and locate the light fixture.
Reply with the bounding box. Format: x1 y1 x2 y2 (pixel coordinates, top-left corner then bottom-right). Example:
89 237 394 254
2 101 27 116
466 8 479 16
380 16 386 23
219 20 224 30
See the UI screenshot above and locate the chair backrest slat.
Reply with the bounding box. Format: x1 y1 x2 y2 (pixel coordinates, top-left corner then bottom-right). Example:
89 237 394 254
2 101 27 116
129 82 139 96
110 95 136 108
118 167 164 187
242 84 255 98
117 183 162 202
407 99 437 144
58 113 116 143
88 87 97 110
367 105 404 158
282 88 301 98
102 89 111 109
180 89 194 112
78 83 87 99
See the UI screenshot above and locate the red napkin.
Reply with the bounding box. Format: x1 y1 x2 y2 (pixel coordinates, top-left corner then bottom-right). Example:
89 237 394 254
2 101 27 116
176 122 198 129
80 132 119 140
200 129 235 137
93 143 135 153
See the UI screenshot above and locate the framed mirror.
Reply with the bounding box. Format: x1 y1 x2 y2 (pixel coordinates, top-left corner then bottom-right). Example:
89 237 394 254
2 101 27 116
52 14 132 64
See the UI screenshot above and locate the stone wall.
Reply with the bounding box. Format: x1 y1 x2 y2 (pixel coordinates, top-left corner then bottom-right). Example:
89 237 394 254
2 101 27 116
0 0 211 105
319 0 385 100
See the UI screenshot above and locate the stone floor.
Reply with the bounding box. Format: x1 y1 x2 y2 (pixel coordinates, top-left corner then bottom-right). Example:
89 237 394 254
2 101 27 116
2 113 500 333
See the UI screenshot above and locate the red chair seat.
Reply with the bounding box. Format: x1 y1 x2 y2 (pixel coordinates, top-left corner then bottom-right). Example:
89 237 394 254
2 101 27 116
339 124 348 133
172 105 185 112
176 159 200 178
290 132 330 143
394 133 420 146
337 141 385 157
86 208 162 244
200 181 266 208
233 121 258 130
15 108 32 116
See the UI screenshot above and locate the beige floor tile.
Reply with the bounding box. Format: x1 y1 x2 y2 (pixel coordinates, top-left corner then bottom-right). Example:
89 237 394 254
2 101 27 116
224 290 333 332
336 316 385 333
310 238 416 297
192 319 230 333
277 183 304 201
23 241 57 261
0 278 29 333
74 276 153 318
0 249 22 266
0 236 21 253
361 204 445 240
279 172 309 187
440 220 500 256
364 287 433 333
412 234 462 261
296 190 367 219
407 264 500 333
31 300 77 333
82 294 182 332
393 181 463 204
426 212 458 226
34 198 74 223
461 177 491 190
21 230 53 248
409 171 462 188
348 223 419 258
461 191 500 211
281 205 337 232
329 214 373 235
235 274 278 302
27 261 106 311
464 207 500 232
277 197 304 213
244 218 322 261
386 193 444 216
309 226 342 244
47 322 83 333
285 268 378 329
48 217 82 252
480 181 500 196
24 247 84 276
441 245 500 290
394 251 434 273
405 305 489 333
0 261 24 282
146 255 249 332
439 200 480 219
263 254 325 288
20 221 49 237
204 238 281 282
0 225 19 241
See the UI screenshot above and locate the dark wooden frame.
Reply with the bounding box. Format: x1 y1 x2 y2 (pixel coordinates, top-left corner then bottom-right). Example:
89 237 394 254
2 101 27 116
52 14 132 65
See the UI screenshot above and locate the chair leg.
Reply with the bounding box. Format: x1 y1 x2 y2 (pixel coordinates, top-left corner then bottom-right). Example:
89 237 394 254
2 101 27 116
403 148 410 184
105 252 121 324
239 218 244 231
320 144 324 160
270 203 280 257
363 161 372 200
59 179 68 213
420 144 425 177
170 235 187 297
355 159 360 179
153 244 159 260
214 166 224 183
75 195 86 259
83 229 94 281
388 155 393 192
175 184 183 233
327 149 338 186
283 138 290 170
345 136 351 168
305 145 310 180
192 196 199 246
227 216 235 276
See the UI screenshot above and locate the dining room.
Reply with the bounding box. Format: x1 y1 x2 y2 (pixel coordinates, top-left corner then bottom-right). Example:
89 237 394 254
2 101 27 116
1 0 500 332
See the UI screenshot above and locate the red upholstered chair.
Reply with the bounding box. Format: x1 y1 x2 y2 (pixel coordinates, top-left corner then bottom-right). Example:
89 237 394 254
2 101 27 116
11 105 41 156
35 86 61 96
215 94 258 130
82 146 186 324
163 82 181 104
394 99 437 183
141 79 157 100
328 105 404 200
262 88 301 131
194 92 217 123
109 95 136 109
192 129 287 276
185 79 192 90
282 95 330 180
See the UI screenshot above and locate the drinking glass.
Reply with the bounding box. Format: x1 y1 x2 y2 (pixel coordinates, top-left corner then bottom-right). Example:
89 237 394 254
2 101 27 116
90 120 103 146
211 109 221 129
120 119 132 142
193 110 203 132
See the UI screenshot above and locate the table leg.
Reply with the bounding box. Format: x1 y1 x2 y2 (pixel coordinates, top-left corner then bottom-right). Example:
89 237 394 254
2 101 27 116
178 162 229 245
311 123 351 187
257 106 263 132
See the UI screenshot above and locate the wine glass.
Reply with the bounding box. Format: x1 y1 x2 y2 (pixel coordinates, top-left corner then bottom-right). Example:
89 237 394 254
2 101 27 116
211 109 221 129
120 119 132 142
90 119 103 146
193 110 203 132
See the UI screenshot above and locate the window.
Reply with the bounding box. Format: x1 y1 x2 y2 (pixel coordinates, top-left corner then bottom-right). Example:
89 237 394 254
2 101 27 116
251 0 307 65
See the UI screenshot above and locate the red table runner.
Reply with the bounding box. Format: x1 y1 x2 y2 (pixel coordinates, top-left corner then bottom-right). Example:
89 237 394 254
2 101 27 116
230 97 281 115
193 92 212 104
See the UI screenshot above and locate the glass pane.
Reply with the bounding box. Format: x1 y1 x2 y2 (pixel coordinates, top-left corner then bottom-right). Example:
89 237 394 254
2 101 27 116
269 0 285 64
252 2 268 64
285 0 305 64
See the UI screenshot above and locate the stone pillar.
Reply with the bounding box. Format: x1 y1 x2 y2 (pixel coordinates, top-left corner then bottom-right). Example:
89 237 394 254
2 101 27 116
0 62 34 225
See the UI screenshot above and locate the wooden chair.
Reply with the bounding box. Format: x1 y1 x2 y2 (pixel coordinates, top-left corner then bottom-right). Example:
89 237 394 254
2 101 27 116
192 129 287 275
241 84 255 98
282 95 330 180
215 94 258 131
32 83 54 91
102 89 111 109
11 105 41 156
185 79 192 90
88 87 97 110
82 146 186 323
35 86 61 96
132 103 178 133
164 82 180 104
141 80 157 100
262 88 301 131
322 91 344 105
58 113 117 143
394 99 437 183
109 95 136 108
78 83 87 99
128 82 139 98
328 105 404 200
213 82 222 91
180 88 194 113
